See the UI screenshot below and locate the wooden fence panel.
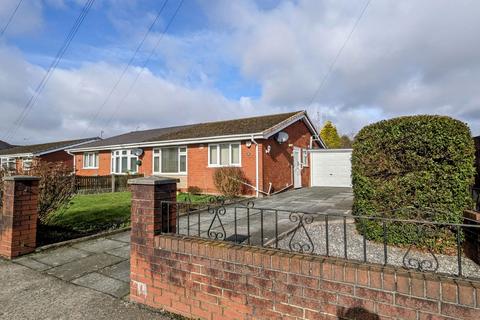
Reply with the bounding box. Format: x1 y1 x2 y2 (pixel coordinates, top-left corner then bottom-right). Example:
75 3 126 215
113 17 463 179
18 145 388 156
75 174 143 194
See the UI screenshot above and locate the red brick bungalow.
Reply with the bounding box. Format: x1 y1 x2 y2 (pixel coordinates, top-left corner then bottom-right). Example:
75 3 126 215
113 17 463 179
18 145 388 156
68 111 325 196
0 138 99 173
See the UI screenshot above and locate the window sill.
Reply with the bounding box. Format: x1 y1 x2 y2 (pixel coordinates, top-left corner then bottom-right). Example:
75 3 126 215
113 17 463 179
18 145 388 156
207 164 242 168
82 167 99 170
153 172 187 176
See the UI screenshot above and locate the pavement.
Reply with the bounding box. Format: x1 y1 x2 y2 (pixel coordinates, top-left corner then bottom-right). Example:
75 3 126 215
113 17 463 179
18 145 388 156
2 187 352 319
0 258 172 320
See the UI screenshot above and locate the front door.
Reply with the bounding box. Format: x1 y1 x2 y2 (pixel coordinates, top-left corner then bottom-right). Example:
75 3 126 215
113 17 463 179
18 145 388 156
293 147 302 189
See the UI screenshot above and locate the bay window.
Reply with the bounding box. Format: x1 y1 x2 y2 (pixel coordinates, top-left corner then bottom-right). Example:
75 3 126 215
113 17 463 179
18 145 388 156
0 157 15 171
111 150 138 174
83 152 99 169
153 147 187 174
208 143 241 167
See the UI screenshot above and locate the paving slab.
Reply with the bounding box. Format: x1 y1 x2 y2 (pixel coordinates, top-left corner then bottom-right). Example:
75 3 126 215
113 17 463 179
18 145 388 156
14 257 52 271
46 253 125 281
72 272 130 298
72 238 127 253
29 246 92 267
106 244 131 259
99 260 130 283
107 232 130 243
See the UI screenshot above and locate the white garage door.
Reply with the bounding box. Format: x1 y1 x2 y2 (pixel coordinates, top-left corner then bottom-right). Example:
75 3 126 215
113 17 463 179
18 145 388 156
310 150 352 187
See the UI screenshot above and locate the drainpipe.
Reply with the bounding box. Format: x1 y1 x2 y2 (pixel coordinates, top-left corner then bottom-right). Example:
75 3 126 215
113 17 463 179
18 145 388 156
250 135 259 198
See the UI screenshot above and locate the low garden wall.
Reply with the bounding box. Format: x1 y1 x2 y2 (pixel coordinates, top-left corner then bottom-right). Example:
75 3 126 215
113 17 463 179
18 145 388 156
131 234 480 320
129 177 480 320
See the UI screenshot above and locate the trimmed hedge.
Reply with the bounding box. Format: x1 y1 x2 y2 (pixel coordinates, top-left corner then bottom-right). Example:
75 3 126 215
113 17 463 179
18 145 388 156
352 115 476 251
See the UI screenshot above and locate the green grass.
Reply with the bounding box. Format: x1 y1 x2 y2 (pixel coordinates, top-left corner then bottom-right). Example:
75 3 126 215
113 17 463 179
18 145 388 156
47 192 132 233
46 192 216 234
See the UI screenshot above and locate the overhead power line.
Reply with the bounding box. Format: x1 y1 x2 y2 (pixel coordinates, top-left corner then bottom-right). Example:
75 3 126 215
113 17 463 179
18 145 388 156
83 0 169 135
306 0 372 109
102 0 184 131
3 0 96 140
0 0 23 37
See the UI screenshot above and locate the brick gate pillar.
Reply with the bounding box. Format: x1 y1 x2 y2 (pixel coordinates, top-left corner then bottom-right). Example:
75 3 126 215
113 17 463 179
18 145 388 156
128 176 178 247
0 176 40 259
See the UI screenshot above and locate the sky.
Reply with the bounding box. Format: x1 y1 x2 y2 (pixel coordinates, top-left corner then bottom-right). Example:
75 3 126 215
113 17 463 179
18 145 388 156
0 0 479 145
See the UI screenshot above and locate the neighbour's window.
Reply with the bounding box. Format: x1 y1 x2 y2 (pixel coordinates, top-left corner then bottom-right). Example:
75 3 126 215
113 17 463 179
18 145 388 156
302 149 308 167
22 158 33 171
83 152 99 169
111 150 138 174
0 157 16 171
208 143 241 166
153 147 187 174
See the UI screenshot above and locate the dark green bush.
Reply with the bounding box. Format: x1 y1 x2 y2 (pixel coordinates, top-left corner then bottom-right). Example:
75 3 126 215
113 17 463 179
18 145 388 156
352 115 476 251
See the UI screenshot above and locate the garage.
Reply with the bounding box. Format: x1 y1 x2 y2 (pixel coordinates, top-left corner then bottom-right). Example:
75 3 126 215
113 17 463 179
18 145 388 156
310 149 352 187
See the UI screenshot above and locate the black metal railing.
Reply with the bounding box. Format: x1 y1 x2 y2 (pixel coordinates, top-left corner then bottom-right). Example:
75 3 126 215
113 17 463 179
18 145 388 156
160 200 480 280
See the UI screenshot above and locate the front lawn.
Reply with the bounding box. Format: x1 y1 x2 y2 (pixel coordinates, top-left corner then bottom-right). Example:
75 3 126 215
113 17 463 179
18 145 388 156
37 192 216 246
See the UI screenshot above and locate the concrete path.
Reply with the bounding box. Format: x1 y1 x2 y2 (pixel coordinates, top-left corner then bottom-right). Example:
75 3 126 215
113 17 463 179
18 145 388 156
0 258 171 320
13 231 132 299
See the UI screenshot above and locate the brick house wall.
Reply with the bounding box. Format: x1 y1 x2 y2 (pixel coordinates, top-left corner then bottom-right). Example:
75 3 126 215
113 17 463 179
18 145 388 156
261 120 316 192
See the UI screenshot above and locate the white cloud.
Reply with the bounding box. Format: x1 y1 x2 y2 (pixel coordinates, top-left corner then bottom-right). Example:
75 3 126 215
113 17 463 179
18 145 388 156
197 0 480 135
1 0 480 145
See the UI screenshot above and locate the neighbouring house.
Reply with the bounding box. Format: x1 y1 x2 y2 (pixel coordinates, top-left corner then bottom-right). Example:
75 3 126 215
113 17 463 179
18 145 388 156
0 140 13 151
68 111 325 196
0 137 100 173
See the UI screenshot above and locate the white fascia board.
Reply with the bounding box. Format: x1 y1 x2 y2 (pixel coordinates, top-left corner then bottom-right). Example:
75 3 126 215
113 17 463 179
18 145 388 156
0 153 34 159
262 112 327 148
67 133 265 153
36 139 101 156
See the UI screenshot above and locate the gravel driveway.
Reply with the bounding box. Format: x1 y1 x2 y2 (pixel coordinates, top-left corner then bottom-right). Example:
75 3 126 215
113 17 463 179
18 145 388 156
277 219 480 279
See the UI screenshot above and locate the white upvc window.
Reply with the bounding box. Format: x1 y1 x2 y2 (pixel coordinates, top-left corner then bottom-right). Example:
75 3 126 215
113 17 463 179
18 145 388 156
153 147 187 174
0 157 15 171
22 158 33 171
208 143 241 167
83 152 99 169
111 150 138 174
302 149 309 167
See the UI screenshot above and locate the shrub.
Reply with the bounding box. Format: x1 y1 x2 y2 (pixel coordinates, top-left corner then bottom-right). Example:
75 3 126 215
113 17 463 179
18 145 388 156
352 115 476 251
187 186 202 195
213 167 245 198
29 161 76 223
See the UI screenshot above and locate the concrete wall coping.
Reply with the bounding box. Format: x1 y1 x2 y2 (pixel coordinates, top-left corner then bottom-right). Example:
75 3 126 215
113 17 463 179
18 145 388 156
3 175 40 181
128 175 179 186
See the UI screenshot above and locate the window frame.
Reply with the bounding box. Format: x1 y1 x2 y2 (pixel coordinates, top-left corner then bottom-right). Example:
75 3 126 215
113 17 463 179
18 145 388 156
152 146 188 175
302 149 309 167
22 158 33 171
208 142 242 167
82 152 99 169
0 157 16 171
111 149 139 174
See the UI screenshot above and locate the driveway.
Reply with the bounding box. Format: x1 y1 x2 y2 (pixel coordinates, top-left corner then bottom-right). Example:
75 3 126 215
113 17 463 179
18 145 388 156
178 187 353 246
8 187 352 317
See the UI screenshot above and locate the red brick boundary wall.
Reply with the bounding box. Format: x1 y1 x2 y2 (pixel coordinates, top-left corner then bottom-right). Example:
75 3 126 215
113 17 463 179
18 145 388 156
0 176 39 259
129 177 480 320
